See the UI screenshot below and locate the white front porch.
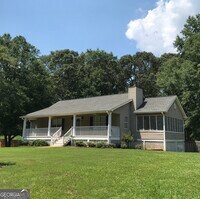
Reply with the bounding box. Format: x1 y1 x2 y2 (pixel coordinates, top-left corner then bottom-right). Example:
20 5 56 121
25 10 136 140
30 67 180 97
22 111 121 145
24 127 60 139
23 126 120 140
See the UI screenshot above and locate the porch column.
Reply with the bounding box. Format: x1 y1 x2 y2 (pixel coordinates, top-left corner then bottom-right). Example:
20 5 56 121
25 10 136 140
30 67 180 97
162 113 166 151
72 115 76 136
22 118 27 138
47 116 52 136
107 112 112 144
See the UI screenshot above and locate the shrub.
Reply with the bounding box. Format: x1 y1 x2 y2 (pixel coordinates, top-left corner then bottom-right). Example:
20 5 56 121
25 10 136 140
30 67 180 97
31 140 49 146
19 140 29 146
75 141 87 147
106 143 116 148
28 141 33 146
134 143 143 150
96 142 106 148
121 142 128 149
122 131 134 148
115 143 121 148
88 142 96 148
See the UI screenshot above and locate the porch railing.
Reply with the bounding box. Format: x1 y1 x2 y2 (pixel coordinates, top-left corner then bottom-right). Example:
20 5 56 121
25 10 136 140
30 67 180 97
74 126 120 138
25 127 60 137
75 126 108 137
51 127 62 145
63 127 73 145
24 126 120 139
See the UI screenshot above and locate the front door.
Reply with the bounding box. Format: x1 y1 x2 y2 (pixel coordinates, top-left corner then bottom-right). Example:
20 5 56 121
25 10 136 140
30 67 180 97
62 118 65 132
76 117 81 126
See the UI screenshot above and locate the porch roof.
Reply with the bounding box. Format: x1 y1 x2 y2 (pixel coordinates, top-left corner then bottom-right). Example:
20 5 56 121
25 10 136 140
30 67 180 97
23 93 132 118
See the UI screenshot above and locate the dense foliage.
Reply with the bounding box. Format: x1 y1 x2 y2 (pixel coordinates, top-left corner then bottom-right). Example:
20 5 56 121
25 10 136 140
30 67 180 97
0 34 54 146
0 14 200 145
157 14 200 140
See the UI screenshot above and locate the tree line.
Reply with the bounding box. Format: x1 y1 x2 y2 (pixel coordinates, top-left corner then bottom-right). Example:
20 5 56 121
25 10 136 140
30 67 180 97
0 14 199 146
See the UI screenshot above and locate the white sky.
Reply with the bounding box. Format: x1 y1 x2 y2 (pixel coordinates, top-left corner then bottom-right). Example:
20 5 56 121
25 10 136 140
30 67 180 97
126 0 200 56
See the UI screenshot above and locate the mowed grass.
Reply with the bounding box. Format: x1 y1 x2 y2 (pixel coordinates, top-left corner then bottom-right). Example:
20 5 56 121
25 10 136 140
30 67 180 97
0 147 200 199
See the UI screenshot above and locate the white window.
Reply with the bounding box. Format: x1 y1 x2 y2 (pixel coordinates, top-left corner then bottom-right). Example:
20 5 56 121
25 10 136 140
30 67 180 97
164 116 184 132
94 115 107 126
124 116 128 129
76 117 81 127
137 115 163 131
150 116 156 130
52 118 62 127
157 116 163 130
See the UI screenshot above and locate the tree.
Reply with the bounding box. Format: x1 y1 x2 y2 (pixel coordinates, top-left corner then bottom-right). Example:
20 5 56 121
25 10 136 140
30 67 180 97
0 45 27 146
158 14 200 140
42 49 124 100
0 34 54 146
41 49 81 100
119 52 160 97
118 55 135 91
79 49 121 97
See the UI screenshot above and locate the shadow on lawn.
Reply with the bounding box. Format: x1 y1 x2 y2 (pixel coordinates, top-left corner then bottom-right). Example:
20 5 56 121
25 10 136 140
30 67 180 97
0 162 16 168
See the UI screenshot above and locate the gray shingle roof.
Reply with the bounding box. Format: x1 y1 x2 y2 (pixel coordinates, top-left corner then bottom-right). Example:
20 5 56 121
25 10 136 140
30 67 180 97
134 96 177 114
24 93 131 118
23 93 186 119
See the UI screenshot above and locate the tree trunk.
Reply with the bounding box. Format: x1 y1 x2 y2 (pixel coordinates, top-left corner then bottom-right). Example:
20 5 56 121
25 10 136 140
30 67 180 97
4 134 12 147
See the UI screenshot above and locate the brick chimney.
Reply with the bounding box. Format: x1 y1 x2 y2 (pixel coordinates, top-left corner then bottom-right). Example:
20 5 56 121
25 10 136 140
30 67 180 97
128 87 143 110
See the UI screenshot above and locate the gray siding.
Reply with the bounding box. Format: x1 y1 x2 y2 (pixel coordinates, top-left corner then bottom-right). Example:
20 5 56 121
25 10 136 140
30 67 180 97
136 132 164 140
166 101 183 119
114 103 133 137
165 132 184 140
134 141 163 150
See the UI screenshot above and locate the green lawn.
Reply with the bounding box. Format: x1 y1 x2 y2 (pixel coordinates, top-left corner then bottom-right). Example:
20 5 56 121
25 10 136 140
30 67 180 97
0 147 200 199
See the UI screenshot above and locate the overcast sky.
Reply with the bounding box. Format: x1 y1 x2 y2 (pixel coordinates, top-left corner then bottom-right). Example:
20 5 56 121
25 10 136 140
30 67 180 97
1 0 200 57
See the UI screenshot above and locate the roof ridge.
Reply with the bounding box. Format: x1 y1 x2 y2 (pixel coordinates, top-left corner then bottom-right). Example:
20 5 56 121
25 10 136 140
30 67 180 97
145 95 177 99
58 92 128 102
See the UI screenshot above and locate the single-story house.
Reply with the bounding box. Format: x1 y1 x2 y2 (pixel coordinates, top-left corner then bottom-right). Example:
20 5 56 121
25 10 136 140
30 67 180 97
21 87 186 151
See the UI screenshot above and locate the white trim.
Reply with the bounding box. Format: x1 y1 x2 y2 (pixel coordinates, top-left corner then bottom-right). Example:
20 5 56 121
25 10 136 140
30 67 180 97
162 113 166 151
73 137 108 141
107 112 112 144
137 139 164 142
137 130 164 133
124 115 129 130
72 115 76 136
47 116 52 136
165 131 184 134
166 140 185 142
22 118 27 138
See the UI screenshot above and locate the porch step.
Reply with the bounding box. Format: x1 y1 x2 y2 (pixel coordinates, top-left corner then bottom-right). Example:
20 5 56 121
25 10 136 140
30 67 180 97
51 138 64 147
51 127 73 147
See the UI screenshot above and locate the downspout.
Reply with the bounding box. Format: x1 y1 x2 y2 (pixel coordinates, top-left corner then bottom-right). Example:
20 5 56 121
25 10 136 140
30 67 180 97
162 112 166 151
